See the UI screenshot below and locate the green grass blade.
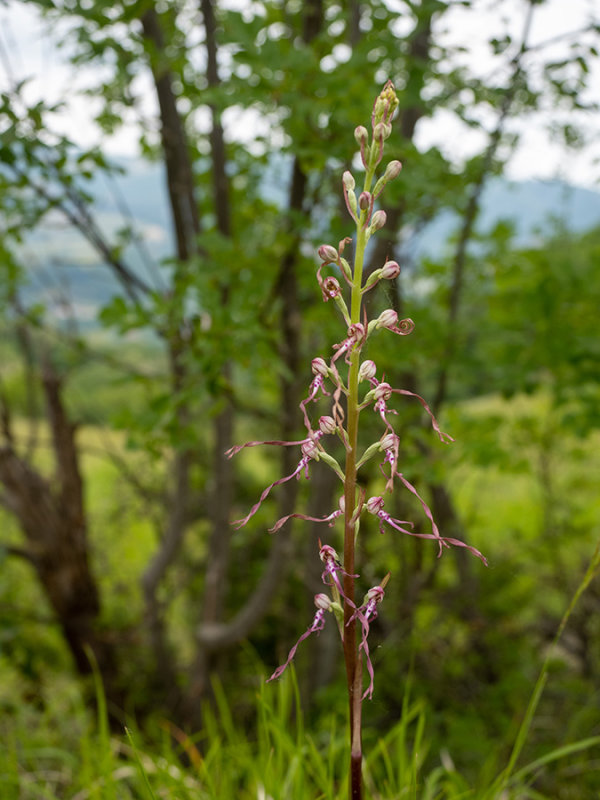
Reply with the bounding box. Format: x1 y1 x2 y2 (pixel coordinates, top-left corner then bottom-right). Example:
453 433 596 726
124 727 158 800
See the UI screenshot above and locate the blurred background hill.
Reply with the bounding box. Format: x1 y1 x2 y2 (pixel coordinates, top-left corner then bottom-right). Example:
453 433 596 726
18 159 600 320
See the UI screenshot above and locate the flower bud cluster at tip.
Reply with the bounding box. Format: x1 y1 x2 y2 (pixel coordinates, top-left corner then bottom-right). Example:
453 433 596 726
372 81 399 129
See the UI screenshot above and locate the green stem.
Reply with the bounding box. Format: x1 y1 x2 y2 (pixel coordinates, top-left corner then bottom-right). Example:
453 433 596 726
343 167 375 800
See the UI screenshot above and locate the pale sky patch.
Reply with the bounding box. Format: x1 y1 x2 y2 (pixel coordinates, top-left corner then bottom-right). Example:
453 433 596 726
1 0 599 187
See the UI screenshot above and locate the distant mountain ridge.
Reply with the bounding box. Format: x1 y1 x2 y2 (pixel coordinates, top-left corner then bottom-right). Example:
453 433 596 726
415 178 600 258
18 157 600 322
88 157 600 246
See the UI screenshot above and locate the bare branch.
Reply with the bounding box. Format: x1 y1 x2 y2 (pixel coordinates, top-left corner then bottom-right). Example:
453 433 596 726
0 542 37 564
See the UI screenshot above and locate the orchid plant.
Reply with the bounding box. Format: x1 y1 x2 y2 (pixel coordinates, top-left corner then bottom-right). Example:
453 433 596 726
227 82 486 800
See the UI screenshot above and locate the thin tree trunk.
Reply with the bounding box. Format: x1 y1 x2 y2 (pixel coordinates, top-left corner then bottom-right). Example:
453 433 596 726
139 2 203 707
182 0 237 717
193 0 324 658
0 367 119 700
141 5 201 262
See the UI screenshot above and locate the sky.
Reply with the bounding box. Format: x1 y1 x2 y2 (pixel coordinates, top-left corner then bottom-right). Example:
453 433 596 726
1 0 599 189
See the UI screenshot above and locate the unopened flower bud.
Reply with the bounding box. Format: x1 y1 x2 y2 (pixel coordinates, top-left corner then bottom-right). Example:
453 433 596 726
354 126 368 146
358 191 371 210
366 496 384 515
381 260 400 279
373 122 385 142
314 593 332 611
311 357 328 377
370 210 386 231
343 171 356 191
376 308 398 329
373 81 399 126
319 415 336 435
318 244 338 263
384 160 402 180
358 360 377 382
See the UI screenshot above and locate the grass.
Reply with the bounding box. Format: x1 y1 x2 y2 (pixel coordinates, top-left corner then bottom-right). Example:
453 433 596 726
1 392 599 797
2 630 600 800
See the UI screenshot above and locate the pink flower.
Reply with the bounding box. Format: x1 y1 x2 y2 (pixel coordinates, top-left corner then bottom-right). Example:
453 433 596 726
319 543 357 607
267 594 332 682
332 323 366 366
300 365 331 430
366 495 487 565
347 584 386 700
231 438 322 529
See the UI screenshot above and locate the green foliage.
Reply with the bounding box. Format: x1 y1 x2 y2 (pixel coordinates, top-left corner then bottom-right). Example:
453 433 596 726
1 1 600 798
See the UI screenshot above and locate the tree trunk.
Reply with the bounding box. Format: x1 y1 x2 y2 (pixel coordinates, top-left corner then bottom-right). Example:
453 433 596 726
140 5 201 261
0 367 119 698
